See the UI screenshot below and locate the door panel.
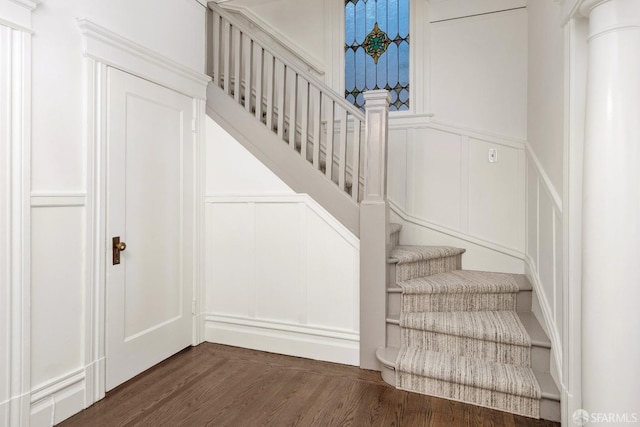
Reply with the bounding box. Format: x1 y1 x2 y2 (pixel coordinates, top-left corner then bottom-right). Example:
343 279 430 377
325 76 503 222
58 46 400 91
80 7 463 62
106 68 194 391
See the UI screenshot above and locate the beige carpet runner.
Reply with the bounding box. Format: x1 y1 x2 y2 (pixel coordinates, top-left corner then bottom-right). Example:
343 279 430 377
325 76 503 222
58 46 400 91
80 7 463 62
394 261 542 418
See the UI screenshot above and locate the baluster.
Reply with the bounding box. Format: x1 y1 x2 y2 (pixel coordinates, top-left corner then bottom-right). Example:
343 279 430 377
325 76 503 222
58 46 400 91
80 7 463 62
233 27 242 103
313 88 322 169
243 36 252 112
276 61 286 138
288 71 298 148
351 118 362 202
212 12 221 85
338 108 348 191
231 27 242 104
325 97 335 181
264 52 274 130
299 77 309 162
222 20 232 94
254 45 263 120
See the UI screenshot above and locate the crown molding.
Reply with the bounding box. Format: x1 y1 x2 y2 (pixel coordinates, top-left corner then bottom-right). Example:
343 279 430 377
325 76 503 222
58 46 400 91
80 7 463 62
0 0 39 31
77 19 210 99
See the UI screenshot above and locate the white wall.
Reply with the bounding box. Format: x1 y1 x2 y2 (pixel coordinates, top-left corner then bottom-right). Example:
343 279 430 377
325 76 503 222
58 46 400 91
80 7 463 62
223 1 528 272
204 118 361 365
22 0 206 425
386 6 528 273
526 0 565 387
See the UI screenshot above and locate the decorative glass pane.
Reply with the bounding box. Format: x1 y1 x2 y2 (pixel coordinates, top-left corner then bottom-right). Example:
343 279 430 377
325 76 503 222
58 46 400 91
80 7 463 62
345 0 409 111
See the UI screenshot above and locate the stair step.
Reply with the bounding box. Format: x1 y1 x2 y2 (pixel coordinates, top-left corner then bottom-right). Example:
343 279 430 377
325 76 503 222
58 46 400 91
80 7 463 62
397 348 541 399
517 312 551 349
389 245 465 265
398 271 521 313
400 311 530 346
398 270 520 295
389 246 464 282
399 311 533 367
376 346 559 420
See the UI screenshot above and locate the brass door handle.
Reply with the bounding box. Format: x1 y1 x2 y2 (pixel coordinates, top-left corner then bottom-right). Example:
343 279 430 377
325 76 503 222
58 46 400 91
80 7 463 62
112 236 127 265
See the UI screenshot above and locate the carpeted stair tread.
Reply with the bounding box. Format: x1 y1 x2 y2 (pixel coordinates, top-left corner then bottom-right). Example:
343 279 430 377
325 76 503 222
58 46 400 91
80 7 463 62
398 270 520 295
390 246 465 264
396 348 542 399
400 311 531 347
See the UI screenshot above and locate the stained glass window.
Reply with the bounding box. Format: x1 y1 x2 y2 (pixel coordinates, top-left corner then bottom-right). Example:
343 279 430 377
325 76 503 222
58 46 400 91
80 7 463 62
345 0 410 111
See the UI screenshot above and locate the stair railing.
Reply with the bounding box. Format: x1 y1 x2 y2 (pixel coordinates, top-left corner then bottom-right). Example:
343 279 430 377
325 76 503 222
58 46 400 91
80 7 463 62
208 2 377 202
207 2 390 370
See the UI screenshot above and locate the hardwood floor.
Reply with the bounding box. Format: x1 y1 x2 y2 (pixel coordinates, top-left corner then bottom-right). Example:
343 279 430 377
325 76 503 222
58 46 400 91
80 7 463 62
60 343 560 427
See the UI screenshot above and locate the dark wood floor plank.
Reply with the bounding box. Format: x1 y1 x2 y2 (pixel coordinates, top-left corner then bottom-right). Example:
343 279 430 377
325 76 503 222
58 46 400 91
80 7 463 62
59 343 561 427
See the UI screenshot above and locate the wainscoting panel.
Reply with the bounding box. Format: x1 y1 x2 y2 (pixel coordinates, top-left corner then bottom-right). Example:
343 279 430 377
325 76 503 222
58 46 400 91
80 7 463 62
205 195 360 365
468 138 525 253
30 206 85 387
409 128 462 231
525 148 563 381
386 119 526 273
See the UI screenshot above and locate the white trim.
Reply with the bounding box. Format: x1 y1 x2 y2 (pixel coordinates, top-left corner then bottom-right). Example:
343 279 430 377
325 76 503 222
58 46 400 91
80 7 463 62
8 0 38 11
30 193 87 207
0 17 32 34
193 99 207 346
77 19 211 100
204 314 359 366
389 199 525 260
525 255 563 387
429 119 527 149
218 4 325 77
29 369 85 426
0 24 32 427
204 194 360 249
525 144 563 212
0 0 38 31
82 23 209 411
562 15 588 423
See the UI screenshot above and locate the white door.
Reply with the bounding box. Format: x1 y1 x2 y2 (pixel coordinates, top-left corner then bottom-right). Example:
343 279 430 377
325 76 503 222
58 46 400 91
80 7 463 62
106 67 195 391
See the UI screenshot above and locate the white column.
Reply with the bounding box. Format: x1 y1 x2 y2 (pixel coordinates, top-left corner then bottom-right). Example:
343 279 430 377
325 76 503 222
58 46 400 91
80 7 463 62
581 0 640 419
359 90 390 369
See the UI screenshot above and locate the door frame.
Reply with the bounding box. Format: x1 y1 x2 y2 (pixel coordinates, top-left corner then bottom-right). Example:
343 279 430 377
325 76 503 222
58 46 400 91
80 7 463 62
79 19 210 406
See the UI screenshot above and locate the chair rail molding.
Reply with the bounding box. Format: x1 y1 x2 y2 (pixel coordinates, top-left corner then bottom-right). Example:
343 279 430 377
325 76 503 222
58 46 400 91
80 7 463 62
0 1 37 425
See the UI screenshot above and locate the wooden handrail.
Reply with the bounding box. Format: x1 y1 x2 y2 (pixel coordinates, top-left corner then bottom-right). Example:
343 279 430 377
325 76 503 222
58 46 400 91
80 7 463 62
208 2 365 121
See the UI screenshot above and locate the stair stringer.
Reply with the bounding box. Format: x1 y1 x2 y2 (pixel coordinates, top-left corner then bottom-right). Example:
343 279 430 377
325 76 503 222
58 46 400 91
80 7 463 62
206 82 360 236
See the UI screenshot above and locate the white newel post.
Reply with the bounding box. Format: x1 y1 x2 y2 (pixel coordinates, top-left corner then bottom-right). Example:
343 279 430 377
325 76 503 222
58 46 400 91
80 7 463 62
359 90 390 370
580 0 640 420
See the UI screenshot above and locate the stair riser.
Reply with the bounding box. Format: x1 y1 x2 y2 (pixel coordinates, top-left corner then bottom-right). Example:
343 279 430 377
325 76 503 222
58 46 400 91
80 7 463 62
396 376 540 419
395 255 461 282
388 291 401 317
517 290 532 312
390 290 531 316
541 397 561 422
390 230 400 248
387 323 401 348
400 330 531 367
531 346 551 373
401 293 517 313
386 323 552 372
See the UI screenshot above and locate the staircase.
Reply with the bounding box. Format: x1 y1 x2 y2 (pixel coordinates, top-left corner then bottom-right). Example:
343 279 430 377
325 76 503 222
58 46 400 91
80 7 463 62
376 224 561 421
205 3 560 422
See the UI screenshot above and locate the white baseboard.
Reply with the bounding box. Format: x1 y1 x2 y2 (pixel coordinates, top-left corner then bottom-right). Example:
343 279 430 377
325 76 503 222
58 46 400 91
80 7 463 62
204 314 359 366
30 369 86 427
